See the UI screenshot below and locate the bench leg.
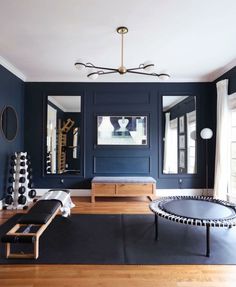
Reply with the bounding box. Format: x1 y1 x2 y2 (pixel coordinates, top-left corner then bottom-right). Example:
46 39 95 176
6 243 10 258
34 237 39 259
91 195 95 203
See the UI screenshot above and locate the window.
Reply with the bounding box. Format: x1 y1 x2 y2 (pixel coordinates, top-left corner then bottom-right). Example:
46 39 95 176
229 109 236 196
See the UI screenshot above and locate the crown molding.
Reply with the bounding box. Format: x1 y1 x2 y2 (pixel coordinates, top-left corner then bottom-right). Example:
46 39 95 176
0 55 235 83
0 56 26 81
26 76 211 83
208 58 236 82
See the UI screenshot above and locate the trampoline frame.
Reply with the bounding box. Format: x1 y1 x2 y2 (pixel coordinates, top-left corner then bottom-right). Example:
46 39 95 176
149 196 236 257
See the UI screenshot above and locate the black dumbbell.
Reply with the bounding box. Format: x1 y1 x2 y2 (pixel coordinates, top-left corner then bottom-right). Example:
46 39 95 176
10 161 15 167
8 177 15 183
18 195 27 205
28 182 34 188
7 186 14 194
26 154 31 160
19 177 26 183
11 155 16 160
5 195 13 205
28 189 36 198
20 169 26 174
27 174 33 180
18 186 26 194
26 160 31 165
27 167 33 173
20 155 26 160
9 168 16 174
20 162 25 167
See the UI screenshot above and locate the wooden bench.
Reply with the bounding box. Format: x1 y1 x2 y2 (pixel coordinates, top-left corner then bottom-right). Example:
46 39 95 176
91 176 156 203
1 200 61 259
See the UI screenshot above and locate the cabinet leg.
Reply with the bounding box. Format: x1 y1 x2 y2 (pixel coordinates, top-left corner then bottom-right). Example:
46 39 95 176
91 195 95 203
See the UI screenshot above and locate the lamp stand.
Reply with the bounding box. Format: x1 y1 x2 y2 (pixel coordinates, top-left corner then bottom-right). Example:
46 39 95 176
205 139 209 195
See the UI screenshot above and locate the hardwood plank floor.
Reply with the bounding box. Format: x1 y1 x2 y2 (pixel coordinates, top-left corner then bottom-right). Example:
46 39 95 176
0 196 236 287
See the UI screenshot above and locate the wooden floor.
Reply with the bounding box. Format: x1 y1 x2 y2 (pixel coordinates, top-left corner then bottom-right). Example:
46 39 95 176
0 196 236 287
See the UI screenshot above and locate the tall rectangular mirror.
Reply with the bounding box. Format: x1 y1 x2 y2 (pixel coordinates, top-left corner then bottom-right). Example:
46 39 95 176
46 95 81 175
162 95 197 174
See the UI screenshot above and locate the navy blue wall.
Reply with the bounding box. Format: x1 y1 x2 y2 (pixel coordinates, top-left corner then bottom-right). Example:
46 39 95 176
0 65 24 199
25 82 215 190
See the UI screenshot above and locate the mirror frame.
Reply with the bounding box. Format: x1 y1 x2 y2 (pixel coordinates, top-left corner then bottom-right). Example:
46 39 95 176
159 93 199 179
0 105 18 142
42 93 84 178
96 115 148 146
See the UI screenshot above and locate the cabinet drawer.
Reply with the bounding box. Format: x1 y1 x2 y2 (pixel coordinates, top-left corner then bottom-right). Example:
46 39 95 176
117 183 154 195
92 183 116 195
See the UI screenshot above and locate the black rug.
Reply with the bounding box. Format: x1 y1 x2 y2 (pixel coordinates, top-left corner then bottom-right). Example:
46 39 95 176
0 214 236 264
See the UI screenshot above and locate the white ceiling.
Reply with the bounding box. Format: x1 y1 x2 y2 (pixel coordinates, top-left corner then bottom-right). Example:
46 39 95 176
0 0 236 82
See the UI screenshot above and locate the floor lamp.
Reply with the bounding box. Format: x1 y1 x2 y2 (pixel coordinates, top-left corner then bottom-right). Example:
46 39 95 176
200 128 213 195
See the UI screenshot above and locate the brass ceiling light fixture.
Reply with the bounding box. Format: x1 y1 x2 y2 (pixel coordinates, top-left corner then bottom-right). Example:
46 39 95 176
74 26 170 80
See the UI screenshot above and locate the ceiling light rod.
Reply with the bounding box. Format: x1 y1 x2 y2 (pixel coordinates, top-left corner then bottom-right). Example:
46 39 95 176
75 26 170 80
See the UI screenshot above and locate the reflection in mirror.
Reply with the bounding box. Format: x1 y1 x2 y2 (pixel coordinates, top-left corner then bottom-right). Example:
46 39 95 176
46 96 81 175
163 96 196 174
1 106 18 141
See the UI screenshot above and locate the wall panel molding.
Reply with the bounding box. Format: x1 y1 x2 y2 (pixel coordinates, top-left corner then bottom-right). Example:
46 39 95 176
93 91 151 105
93 156 151 174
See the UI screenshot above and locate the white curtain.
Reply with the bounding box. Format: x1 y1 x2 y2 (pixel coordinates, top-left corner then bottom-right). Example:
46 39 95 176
214 79 230 199
163 113 171 173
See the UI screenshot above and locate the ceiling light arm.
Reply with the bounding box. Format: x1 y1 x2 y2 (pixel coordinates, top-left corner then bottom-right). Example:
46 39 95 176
87 70 119 78
75 62 118 72
127 63 155 71
127 70 170 78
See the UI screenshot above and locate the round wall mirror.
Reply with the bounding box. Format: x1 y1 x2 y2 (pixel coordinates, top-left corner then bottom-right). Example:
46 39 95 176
1 106 18 141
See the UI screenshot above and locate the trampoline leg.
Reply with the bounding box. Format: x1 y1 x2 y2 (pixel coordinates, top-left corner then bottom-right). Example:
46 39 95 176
206 225 210 257
155 213 159 241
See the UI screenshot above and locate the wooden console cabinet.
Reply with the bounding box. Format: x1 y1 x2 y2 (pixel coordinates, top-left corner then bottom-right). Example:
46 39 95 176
91 177 156 203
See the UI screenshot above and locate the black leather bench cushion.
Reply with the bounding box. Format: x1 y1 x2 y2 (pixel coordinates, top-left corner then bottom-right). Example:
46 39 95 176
28 200 61 215
1 234 35 243
18 213 53 224
17 200 61 224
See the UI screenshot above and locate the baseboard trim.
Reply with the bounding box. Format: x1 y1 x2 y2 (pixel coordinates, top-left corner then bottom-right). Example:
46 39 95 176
0 189 214 210
35 188 213 197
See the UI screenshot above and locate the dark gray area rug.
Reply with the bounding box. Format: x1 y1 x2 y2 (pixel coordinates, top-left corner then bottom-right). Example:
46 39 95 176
0 213 236 264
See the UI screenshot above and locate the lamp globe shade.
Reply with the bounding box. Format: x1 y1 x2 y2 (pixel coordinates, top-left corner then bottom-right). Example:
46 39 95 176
88 71 99 80
200 128 213 140
158 73 170 81
143 61 154 72
75 61 85 70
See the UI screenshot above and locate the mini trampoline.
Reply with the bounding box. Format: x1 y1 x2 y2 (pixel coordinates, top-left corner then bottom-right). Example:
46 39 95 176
149 196 236 257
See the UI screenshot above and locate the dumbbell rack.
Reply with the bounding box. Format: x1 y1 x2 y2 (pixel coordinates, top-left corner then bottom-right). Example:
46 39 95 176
4 152 37 210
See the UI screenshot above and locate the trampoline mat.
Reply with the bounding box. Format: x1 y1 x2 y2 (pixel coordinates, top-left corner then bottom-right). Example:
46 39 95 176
161 199 236 221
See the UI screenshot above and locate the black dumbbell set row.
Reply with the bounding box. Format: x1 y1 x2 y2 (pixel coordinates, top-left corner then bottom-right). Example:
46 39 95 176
46 152 52 173
5 152 36 209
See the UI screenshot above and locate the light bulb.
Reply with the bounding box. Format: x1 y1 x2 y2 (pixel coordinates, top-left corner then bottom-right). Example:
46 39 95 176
200 128 213 139
158 73 170 81
87 71 99 80
74 61 85 70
